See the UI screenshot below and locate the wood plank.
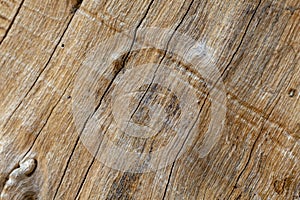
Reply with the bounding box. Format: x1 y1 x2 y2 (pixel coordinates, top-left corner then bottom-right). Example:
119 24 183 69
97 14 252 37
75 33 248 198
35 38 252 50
0 0 299 199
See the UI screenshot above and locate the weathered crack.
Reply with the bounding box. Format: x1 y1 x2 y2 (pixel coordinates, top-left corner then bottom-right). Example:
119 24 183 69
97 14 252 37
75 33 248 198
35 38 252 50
3 64 79 198
161 2 264 199
0 0 82 196
220 0 262 81
159 0 197 199
162 1 262 199
72 115 113 200
3 0 83 129
122 0 196 160
226 125 262 199
124 0 195 130
226 95 280 199
56 1 157 199
226 7 299 197
226 59 296 198
0 0 25 46
22 77 75 160
162 91 207 200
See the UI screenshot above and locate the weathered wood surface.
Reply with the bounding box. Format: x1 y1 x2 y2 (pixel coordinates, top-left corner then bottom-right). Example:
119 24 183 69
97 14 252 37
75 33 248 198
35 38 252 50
0 0 299 199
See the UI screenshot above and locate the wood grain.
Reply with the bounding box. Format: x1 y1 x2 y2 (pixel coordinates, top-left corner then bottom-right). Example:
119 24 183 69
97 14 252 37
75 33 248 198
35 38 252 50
0 0 299 199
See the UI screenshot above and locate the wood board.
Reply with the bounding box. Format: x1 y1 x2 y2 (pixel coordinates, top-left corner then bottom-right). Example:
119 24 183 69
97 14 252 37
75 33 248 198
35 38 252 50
0 0 299 199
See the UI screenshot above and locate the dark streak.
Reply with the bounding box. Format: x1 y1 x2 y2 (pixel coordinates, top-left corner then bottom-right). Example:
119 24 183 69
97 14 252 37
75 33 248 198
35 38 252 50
235 194 242 199
0 0 25 45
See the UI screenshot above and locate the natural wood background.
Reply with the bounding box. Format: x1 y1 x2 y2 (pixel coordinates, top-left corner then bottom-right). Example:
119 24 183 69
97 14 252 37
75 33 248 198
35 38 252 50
0 0 299 199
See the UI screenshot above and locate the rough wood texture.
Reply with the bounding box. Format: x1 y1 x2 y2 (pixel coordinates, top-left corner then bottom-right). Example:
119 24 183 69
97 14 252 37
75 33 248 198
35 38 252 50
0 0 299 199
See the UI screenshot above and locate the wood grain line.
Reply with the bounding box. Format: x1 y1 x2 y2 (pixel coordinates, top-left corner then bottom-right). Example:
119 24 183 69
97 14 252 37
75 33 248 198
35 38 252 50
0 14 8 21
